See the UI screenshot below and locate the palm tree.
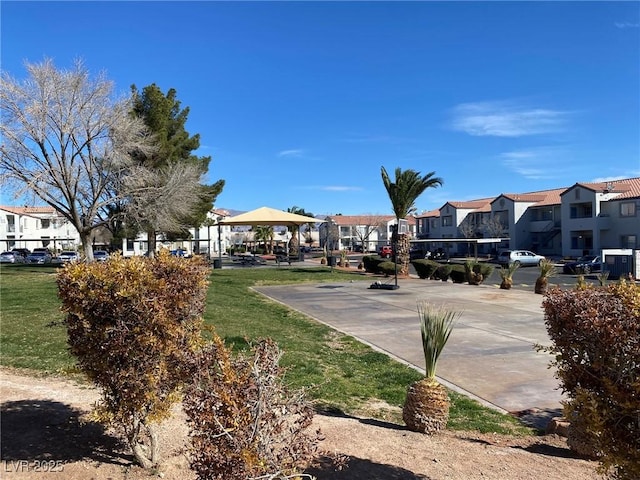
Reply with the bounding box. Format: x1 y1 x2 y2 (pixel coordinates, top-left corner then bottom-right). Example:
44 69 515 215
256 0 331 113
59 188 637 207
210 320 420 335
403 301 461 434
381 166 443 287
253 225 274 254
286 206 314 256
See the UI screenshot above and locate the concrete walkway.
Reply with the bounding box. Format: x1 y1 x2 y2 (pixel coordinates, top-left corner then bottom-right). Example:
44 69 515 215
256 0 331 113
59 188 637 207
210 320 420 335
254 277 565 423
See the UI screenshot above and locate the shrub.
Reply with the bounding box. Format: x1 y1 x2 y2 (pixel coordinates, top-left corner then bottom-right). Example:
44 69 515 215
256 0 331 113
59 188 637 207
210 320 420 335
448 265 465 283
363 255 385 273
56 251 210 468
433 264 453 282
412 259 439 279
183 335 317 480
378 260 397 276
542 283 640 479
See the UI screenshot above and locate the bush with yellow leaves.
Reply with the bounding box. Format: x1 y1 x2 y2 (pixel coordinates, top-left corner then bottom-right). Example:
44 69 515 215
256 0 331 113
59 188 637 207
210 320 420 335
57 251 210 469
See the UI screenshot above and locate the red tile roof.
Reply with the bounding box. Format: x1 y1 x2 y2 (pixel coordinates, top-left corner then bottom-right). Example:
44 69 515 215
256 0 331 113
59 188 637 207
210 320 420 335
0 205 58 216
571 177 640 200
416 209 441 218
493 188 565 207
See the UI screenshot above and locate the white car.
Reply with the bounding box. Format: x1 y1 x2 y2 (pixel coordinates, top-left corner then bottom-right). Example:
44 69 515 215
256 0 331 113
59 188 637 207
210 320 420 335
93 250 110 262
0 251 24 263
58 251 80 263
497 250 546 267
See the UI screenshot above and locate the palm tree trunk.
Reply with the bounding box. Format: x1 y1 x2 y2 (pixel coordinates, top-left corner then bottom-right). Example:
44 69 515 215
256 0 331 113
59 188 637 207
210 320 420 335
397 233 410 276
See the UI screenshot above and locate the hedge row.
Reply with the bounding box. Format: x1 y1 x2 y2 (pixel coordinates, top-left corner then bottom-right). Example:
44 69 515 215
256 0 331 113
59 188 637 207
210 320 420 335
411 259 494 285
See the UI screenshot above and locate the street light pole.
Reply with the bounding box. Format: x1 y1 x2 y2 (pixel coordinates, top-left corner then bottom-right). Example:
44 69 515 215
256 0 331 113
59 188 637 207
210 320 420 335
217 218 223 268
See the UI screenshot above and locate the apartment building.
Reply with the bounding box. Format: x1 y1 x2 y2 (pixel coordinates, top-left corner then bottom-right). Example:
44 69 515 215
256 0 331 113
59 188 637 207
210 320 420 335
0 205 81 252
119 208 235 257
415 177 640 258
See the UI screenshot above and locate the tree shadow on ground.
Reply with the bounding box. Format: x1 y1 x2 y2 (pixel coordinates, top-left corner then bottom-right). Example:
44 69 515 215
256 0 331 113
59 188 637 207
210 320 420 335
1 399 131 466
316 407 407 432
307 455 431 480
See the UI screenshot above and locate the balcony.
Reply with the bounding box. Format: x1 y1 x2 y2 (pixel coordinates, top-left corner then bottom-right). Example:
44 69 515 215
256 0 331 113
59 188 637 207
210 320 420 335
529 220 555 233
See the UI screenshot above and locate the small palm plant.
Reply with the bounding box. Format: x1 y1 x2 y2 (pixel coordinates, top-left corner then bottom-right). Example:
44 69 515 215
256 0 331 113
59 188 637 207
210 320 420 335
535 259 558 294
340 250 349 268
403 301 461 434
597 270 610 286
499 262 520 290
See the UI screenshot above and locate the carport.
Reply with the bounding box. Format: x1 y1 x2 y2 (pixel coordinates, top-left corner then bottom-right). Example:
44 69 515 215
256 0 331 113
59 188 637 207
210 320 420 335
411 237 510 259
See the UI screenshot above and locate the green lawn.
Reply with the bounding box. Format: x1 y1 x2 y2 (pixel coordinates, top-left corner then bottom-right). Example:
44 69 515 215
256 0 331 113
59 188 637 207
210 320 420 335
0 263 533 435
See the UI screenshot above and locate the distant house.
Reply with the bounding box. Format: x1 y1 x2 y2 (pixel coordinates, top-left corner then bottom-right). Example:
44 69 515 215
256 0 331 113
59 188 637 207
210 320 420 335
319 214 416 252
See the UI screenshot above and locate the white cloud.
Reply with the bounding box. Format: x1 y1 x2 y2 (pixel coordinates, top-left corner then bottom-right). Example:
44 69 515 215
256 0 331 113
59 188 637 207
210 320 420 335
615 22 640 29
277 149 304 158
500 147 571 180
451 101 569 137
590 175 630 183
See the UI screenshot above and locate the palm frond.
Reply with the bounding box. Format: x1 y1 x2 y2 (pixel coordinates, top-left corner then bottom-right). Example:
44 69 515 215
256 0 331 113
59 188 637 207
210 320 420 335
417 301 461 378
538 259 558 278
498 262 520 279
381 166 443 219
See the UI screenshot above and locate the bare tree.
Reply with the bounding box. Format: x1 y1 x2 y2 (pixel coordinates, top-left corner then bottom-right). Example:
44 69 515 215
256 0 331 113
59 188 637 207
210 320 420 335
481 214 505 238
350 215 386 252
0 59 210 261
458 216 477 256
0 58 155 261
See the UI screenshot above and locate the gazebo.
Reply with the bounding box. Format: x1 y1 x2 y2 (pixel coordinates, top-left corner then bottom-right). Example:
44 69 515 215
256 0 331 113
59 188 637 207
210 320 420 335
219 206 323 259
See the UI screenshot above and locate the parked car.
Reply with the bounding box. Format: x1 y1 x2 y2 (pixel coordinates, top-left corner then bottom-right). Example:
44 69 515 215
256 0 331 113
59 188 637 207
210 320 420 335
11 248 30 259
0 251 25 263
379 245 394 258
497 250 545 267
57 251 80 263
562 255 602 274
93 250 110 262
26 250 53 264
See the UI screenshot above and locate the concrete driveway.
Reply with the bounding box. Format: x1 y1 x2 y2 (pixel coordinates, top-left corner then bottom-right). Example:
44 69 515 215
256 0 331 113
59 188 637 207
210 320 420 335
254 277 564 419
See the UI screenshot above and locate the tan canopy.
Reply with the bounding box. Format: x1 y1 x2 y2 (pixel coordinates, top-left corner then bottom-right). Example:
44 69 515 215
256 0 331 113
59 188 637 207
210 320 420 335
220 206 323 226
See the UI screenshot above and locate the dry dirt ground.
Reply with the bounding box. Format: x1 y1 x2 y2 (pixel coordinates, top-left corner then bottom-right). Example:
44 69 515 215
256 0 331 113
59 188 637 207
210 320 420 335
0 368 602 480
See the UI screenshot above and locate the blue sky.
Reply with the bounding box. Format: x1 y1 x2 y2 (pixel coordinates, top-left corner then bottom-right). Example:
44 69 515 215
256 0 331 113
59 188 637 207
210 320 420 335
2 1 639 216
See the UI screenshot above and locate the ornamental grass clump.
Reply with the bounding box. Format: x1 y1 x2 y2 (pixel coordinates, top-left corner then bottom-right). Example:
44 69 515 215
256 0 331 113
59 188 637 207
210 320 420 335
403 301 461 434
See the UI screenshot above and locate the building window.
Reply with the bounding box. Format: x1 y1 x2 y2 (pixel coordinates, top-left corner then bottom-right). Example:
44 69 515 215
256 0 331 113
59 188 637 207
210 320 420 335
442 216 453 227
620 202 636 217
621 235 637 249
41 219 51 229
575 188 580 200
